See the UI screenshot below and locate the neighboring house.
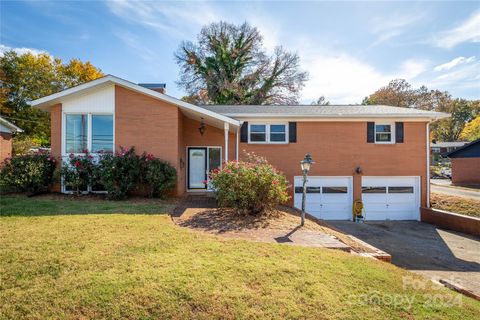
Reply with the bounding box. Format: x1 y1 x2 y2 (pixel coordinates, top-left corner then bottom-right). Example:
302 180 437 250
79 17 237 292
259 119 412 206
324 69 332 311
0 116 23 163
444 138 480 186
30 75 449 221
430 141 468 165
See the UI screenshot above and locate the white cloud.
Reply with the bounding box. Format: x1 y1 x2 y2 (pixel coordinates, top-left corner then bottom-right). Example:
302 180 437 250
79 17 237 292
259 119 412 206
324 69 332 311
429 59 480 89
433 10 480 48
113 31 156 62
300 50 428 104
434 56 476 71
0 44 48 57
107 0 221 39
368 12 425 47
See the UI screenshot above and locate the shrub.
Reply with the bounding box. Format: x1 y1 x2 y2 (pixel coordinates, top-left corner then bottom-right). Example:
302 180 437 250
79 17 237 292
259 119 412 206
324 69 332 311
95 147 142 200
0 152 56 195
141 153 177 198
209 153 290 215
58 152 96 196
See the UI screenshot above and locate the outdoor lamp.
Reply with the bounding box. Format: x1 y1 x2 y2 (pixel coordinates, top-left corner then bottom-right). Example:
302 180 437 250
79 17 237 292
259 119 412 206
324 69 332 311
300 154 314 227
198 118 206 136
300 154 313 173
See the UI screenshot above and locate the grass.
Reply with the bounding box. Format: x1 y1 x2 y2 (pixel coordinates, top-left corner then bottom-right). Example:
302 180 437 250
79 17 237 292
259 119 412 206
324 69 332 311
431 193 480 218
1 196 479 319
0 194 176 216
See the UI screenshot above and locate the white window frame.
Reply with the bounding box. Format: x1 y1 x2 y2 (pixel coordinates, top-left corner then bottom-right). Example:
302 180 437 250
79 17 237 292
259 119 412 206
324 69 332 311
61 112 115 194
248 123 288 144
374 122 395 144
62 112 115 156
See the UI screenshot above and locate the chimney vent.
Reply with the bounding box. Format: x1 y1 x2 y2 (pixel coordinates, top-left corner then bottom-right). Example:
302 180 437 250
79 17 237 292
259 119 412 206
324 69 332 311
138 83 166 94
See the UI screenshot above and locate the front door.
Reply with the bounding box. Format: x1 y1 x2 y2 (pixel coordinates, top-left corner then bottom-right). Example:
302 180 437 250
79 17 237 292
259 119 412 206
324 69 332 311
188 148 207 189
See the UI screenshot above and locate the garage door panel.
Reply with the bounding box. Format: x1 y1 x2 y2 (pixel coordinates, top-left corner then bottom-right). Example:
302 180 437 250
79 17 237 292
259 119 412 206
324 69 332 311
362 176 420 221
294 176 352 220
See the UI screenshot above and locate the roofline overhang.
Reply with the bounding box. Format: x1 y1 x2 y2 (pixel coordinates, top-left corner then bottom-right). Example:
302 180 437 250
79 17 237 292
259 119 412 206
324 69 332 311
0 117 23 133
224 113 450 121
28 75 240 127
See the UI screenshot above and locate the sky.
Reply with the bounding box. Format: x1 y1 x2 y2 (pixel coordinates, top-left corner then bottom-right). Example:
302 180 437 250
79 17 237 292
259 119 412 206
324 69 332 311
1 0 479 104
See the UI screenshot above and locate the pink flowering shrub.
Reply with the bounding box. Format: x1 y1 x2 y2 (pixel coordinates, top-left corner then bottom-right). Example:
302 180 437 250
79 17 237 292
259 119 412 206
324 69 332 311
0 151 56 195
209 152 290 215
58 151 96 196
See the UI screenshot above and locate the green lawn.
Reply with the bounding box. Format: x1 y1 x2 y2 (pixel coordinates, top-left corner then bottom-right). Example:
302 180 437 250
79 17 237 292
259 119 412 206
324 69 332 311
1 196 479 319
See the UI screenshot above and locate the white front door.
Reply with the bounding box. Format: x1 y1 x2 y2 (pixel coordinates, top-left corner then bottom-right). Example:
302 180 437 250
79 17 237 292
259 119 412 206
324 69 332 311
294 176 353 220
188 148 206 189
361 176 420 220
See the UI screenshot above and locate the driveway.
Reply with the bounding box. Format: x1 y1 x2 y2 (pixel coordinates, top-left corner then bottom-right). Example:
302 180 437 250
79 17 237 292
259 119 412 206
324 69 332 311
328 221 480 296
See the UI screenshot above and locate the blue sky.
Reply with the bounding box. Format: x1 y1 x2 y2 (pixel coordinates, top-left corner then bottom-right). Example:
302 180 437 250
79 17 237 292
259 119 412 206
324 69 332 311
1 0 479 103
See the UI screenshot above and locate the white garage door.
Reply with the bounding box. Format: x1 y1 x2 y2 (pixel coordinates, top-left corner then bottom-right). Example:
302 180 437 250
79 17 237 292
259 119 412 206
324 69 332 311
362 176 420 220
294 176 353 220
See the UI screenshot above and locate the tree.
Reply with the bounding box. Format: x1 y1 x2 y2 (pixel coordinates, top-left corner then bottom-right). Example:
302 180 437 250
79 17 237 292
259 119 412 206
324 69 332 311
365 79 479 141
459 116 480 141
311 96 330 105
0 51 103 146
175 21 308 105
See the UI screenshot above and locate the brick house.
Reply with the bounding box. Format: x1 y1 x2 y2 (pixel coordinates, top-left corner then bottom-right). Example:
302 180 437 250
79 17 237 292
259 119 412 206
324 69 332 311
444 138 480 186
30 75 449 221
0 116 23 163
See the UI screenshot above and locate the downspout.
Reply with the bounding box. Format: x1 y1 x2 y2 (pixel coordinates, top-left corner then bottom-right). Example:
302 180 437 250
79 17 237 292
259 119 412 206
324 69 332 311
426 122 430 208
236 126 239 161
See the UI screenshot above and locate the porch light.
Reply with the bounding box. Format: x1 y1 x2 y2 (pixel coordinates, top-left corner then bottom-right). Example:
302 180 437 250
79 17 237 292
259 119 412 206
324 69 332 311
198 118 206 136
300 154 314 227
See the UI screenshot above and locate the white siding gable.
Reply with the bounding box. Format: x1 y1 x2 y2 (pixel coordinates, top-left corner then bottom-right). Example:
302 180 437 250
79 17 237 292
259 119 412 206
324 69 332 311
62 84 114 113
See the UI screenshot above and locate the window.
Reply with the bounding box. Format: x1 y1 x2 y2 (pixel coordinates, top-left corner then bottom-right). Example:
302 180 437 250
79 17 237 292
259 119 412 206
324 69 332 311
388 186 414 193
64 113 113 154
375 123 393 143
270 124 286 142
92 115 114 153
250 124 266 142
362 186 386 193
322 186 348 194
65 114 88 153
249 123 287 143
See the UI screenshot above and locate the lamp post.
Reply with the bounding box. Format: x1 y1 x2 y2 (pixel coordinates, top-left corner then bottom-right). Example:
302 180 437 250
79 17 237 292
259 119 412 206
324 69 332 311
300 154 313 227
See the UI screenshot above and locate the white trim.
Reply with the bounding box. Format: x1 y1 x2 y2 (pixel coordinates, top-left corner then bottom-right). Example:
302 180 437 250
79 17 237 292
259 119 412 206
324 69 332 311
221 113 450 121
224 123 229 162
30 74 240 127
62 112 115 155
247 122 289 144
426 123 430 208
0 117 23 133
236 127 239 161
374 122 395 144
185 146 222 192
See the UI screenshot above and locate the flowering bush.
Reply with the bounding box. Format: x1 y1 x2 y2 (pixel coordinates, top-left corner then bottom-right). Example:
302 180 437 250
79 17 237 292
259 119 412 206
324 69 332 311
95 147 142 200
209 152 290 215
141 153 177 198
0 151 56 195
94 147 176 200
58 151 95 196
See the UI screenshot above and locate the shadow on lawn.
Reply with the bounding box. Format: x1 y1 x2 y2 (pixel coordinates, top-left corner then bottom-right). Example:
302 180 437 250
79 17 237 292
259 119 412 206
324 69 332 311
0 194 176 216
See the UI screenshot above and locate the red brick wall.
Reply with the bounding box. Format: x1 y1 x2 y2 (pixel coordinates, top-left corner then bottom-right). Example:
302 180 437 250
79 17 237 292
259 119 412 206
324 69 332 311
0 132 13 163
180 115 236 192
115 86 182 194
50 103 62 192
240 121 428 206
451 157 480 185
421 207 480 237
